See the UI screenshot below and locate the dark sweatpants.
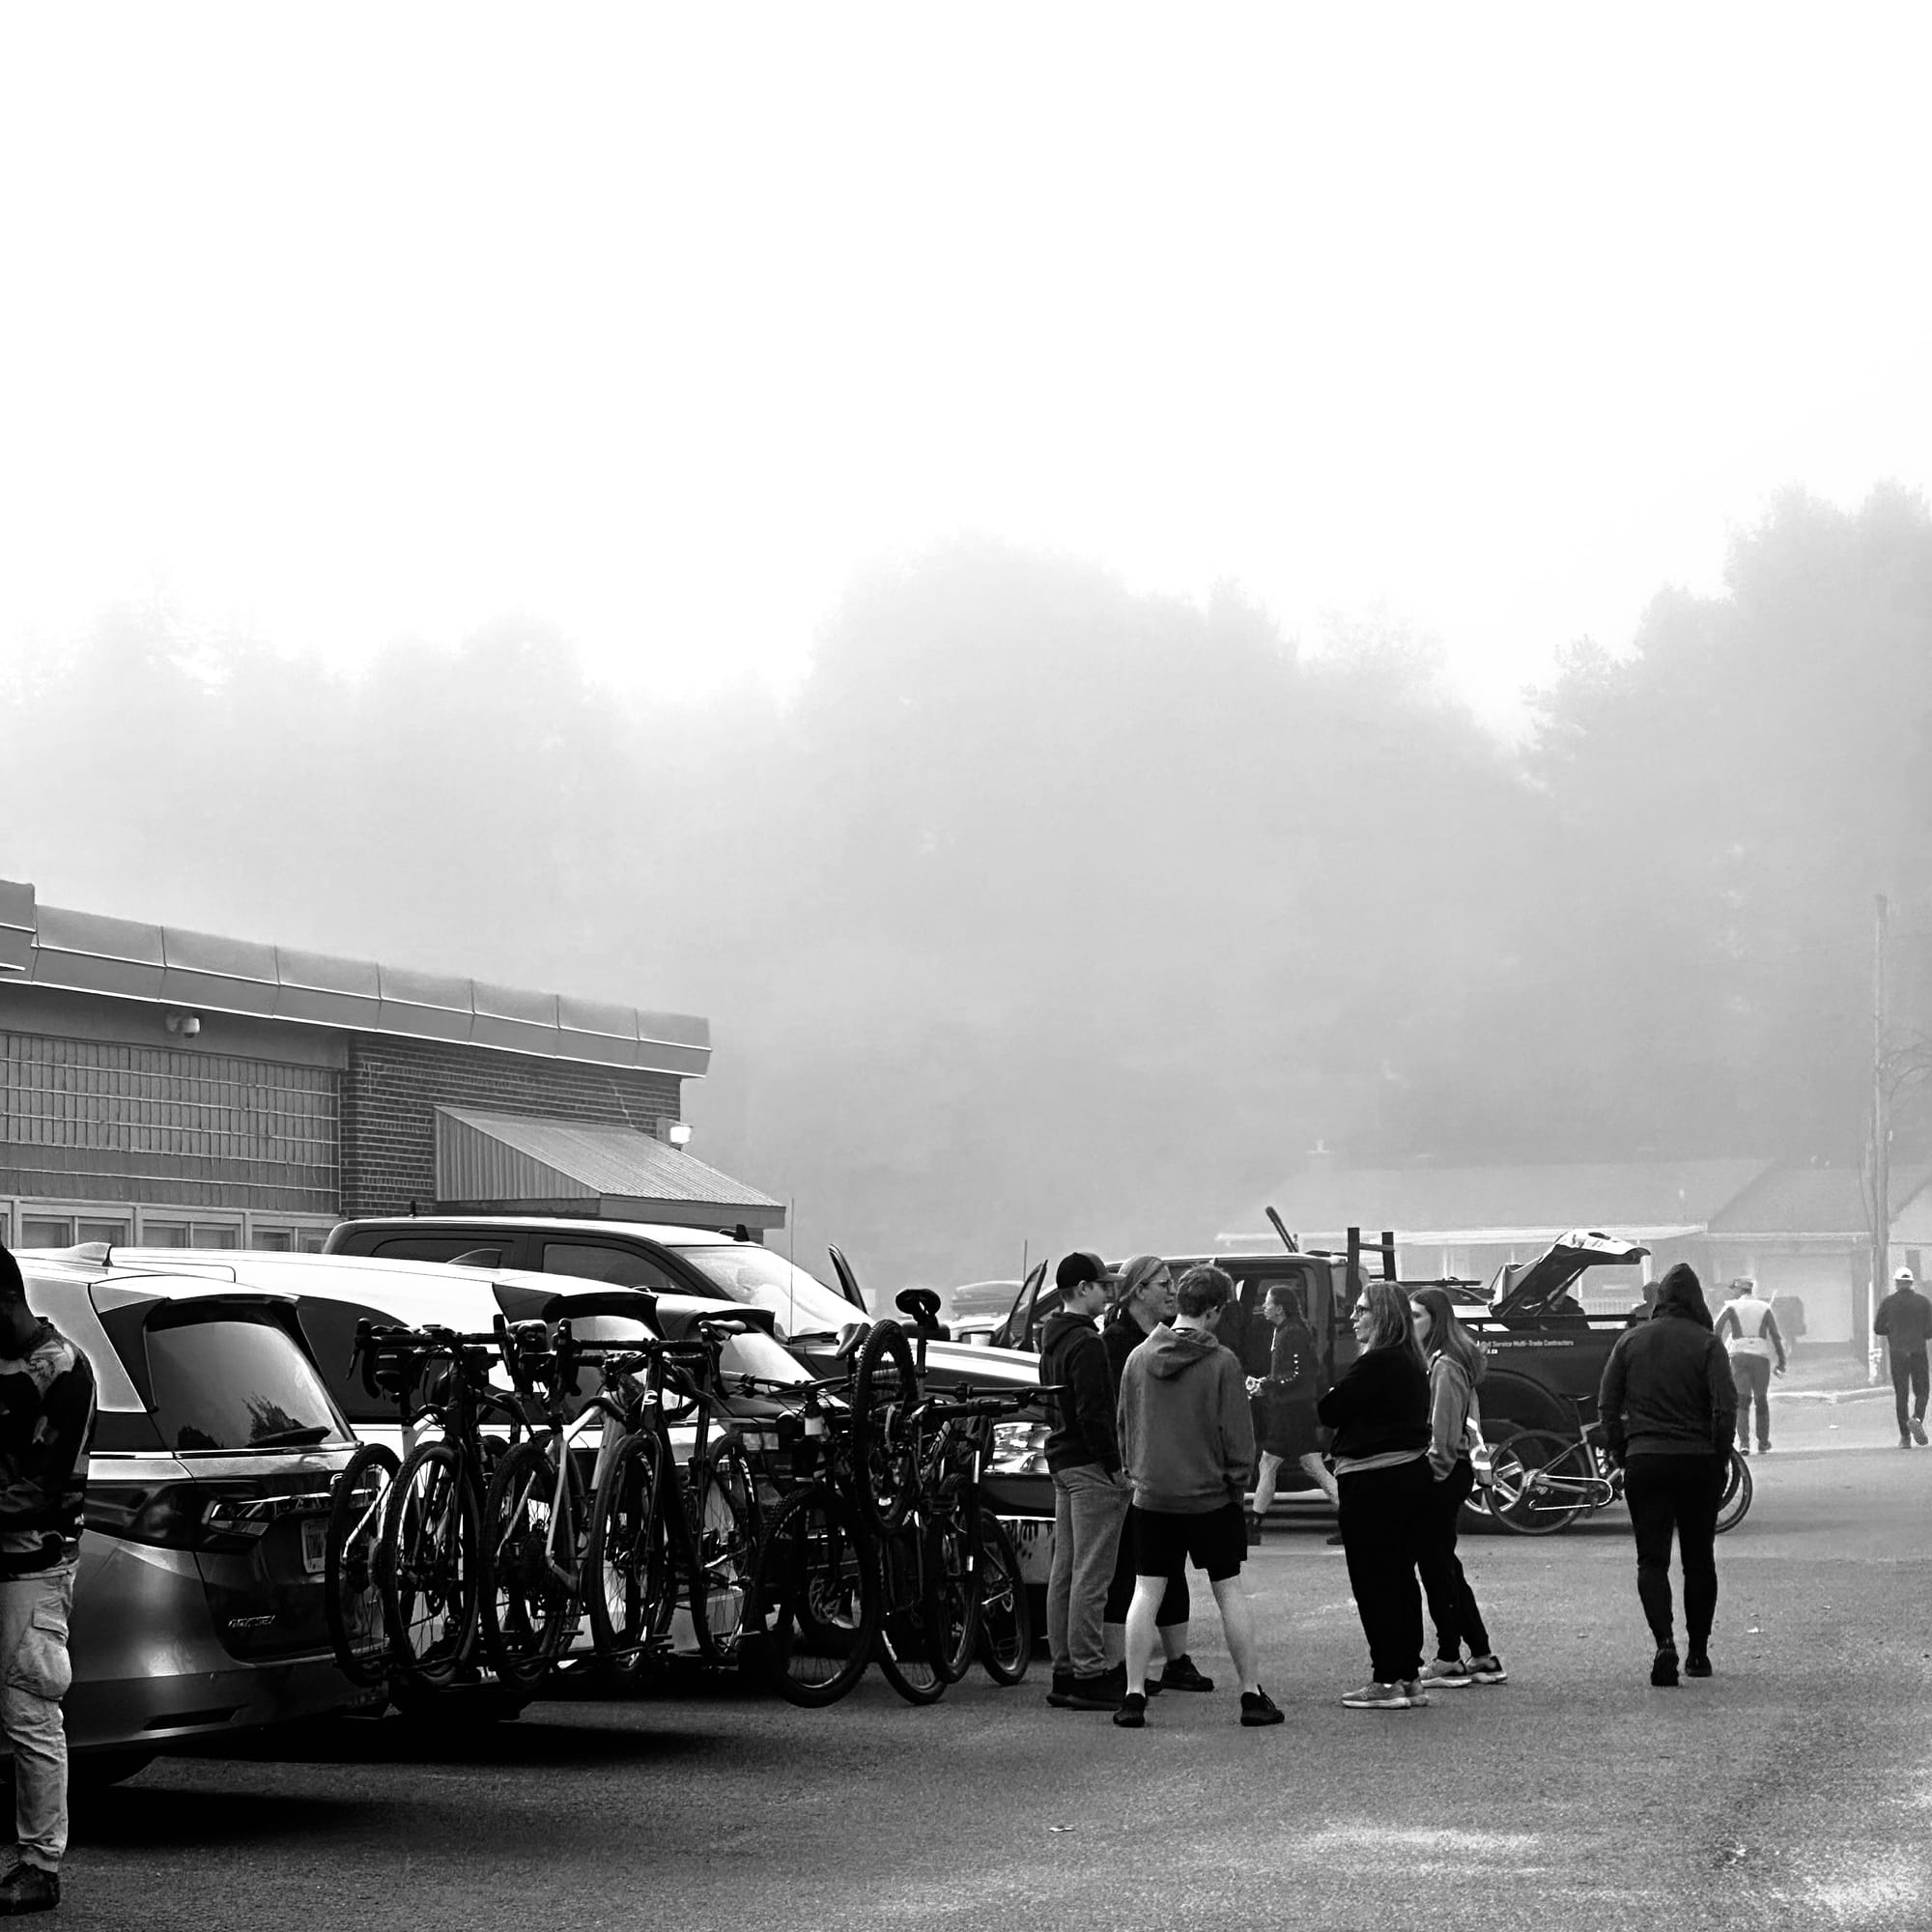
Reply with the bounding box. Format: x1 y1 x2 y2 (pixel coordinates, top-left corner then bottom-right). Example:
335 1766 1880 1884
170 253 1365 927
1415 1458 1492 1662
1338 1458 1433 1685
1889 1349 1929 1438
1624 1452 1723 1652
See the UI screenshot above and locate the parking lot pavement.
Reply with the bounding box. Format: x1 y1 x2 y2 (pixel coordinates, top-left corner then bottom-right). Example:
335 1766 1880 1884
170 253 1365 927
57 1443 1932 1932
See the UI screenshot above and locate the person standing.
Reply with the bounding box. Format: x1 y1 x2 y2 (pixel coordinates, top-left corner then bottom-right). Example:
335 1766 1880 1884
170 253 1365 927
1246 1283 1338 1530
1318 1279 1434 1712
1408 1287 1507 1690
1596 1261 1737 1687
0 1243 96 1917
1100 1256 1212 1695
1714 1276 1785 1455
1874 1266 1932 1448
1113 1264 1281 1729
1038 1251 1129 1711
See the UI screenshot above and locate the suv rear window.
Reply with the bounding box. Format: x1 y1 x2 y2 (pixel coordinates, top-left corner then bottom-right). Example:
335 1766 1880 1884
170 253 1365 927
146 1316 349 1453
372 1236 508 1265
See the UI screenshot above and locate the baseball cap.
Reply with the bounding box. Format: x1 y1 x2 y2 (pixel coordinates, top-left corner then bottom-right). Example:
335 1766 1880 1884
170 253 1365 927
1895 1265 1916 1283
1055 1250 1115 1292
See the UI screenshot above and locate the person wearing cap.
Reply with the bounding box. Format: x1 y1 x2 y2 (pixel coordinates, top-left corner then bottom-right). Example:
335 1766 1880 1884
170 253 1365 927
1596 1262 1737 1687
1099 1256 1212 1695
1874 1266 1932 1449
1038 1250 1130 1710
1714 1275 1786 1455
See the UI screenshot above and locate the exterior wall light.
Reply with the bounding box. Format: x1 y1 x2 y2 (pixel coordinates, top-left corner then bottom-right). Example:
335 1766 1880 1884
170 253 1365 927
165 1012 202 1037
656 1116 693 1146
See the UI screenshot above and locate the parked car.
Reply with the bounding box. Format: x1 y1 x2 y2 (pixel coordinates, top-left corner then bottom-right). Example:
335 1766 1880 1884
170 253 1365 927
14 1248 366 1783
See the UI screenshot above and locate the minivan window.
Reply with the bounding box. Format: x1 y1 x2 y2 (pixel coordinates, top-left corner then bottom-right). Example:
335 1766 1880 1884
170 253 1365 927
146 1317 349 1453
373 1236 507 1265
542 1243 672 1292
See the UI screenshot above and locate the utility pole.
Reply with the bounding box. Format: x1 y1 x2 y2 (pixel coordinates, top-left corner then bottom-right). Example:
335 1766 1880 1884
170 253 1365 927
1870 895 1889 1384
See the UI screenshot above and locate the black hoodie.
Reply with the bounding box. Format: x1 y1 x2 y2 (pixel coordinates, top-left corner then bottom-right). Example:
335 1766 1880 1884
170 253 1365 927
1039 1310 1121 1474
1597 1263 1738 1460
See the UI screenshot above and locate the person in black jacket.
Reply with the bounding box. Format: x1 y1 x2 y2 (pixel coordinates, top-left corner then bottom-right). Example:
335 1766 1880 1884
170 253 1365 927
1037 1250 1129 1711
1597 1261 1738 1686
1317 1279 1434 1711
1873 1266 1932 1448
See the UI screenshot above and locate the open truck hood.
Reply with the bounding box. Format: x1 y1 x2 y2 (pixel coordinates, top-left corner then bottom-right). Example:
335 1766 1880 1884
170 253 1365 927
1488 1229 1650 1318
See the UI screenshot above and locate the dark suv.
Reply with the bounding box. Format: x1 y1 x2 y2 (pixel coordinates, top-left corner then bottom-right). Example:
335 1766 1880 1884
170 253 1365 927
18 1251 363 1781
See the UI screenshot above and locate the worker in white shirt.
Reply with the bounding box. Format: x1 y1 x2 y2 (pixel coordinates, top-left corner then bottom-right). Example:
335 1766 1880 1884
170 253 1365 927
1714 1276 1787 1455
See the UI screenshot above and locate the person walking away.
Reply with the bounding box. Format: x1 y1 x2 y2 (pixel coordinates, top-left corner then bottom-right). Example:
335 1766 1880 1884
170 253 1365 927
1113 1264 1282 1730
1714 1276 1785 1454
1873 1266 1932 1448
1318 1280 1435 1711
1038 1251 1130 1711
1100 1257 1211 1694
1408 1287 1506 1691
1596 1261 1737 1687
1246 1284 1339 1530
0 1243 96 1917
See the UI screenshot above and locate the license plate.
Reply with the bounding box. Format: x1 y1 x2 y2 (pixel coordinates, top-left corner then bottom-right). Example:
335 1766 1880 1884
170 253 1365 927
300 1517 328 1577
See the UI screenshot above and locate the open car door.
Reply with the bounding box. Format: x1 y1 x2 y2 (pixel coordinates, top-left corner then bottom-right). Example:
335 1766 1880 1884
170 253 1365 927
992 1259 1050 1352
826 1244 868 1313
1489 1230 1651 1320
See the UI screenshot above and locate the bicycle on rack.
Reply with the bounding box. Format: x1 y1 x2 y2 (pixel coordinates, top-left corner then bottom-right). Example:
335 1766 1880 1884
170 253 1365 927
1491 1402 1753 1537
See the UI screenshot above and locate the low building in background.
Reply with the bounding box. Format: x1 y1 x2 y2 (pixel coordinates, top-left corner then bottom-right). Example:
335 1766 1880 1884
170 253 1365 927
0 878 781 1251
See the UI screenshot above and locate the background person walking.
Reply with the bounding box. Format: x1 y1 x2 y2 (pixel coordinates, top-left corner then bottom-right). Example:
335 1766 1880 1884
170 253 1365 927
1038 1251 1130 1711
1597 1262 1737 1687
1246 1283 1338 1532
1714 1275 1785 1454
1101 1256 1212 1695
1408 1286 1506 1691
1873 1266 1932 1448
1317 1279 1434 1711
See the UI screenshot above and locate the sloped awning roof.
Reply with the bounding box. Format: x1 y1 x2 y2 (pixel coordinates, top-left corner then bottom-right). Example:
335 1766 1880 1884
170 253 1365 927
435 1108 784 1231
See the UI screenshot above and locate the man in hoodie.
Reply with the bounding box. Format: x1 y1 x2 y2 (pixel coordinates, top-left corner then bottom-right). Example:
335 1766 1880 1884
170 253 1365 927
1597 1262 1738 1688
1038 1250 1128 1711
1112 1264 1282 1729
1873 1266 1932 1448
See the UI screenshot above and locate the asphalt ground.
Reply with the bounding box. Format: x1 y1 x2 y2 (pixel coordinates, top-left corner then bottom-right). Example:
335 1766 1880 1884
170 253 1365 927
55 1415 1932 1932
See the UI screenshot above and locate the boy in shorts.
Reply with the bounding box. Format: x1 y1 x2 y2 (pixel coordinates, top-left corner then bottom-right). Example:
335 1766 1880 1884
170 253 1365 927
1113 1263 1283 1729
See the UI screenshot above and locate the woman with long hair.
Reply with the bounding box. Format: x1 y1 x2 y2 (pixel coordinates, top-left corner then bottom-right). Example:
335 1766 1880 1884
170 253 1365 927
1315 1278 1434 1710
1246 1283 1337 1531
1408 1286 1507 1690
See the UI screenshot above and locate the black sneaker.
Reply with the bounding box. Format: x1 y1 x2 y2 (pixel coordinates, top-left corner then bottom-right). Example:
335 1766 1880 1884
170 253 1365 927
1239 1686 1285 1727
1160 1653 1214 1693
1063 1672 1123 1711
1685 1651 1713 1678
1045 1667 1075 1708
1113 1691 1148 1729
1651 1644 1680 1688
0 1864 58 1917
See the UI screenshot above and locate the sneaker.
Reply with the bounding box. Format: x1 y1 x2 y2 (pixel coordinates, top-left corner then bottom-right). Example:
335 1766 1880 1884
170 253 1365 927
1736 1444 1750 1457
1903 1435 1916 1450
1341 1680 1411 1710
1915 1419 1929 1447
1324 1531 1346 1547
1245 1513 1265 1538
1757 1442 1772 1454
1239 1686 1285 1727
1420 1658 1473 1688
1063 1671 1124 1711
1685 1651 1713 1678
1159 1653 1214 1693
1401 1679 1432 1707
1466 1654 1509 1685
1045 1667 1075 1708
0 1865 58 1917
1651 1644 1680 1688
1113 1690 1148 1729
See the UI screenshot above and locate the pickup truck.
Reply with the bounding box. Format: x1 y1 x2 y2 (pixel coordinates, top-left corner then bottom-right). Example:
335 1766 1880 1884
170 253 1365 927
977 1226 1648 1493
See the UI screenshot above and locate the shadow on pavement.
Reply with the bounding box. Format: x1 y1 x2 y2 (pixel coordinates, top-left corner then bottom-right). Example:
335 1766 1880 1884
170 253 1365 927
72 1783 384 1851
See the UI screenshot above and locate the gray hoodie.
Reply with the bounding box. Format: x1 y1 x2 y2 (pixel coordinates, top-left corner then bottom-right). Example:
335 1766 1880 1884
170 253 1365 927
1116 1322 1256 1515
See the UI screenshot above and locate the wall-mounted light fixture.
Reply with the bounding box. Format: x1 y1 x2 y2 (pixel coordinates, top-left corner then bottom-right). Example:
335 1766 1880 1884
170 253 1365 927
656 1116 693 1147
165 1012 202 1037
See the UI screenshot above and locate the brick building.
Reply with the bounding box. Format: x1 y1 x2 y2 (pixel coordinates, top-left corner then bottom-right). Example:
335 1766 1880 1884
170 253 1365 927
0 879 780 1251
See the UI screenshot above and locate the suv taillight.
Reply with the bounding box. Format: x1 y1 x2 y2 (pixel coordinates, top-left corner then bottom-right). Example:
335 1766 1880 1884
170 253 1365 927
84 1479 329 1553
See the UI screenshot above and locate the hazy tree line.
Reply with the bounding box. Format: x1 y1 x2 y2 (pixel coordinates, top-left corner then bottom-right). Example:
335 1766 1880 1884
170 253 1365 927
6 487 1931 1291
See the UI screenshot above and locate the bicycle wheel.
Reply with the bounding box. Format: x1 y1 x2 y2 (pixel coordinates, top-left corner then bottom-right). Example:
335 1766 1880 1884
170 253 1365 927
689 1435 761 1668
924 1495 980 1685
584 1433 675 1683
851 1321 921 1535
480 1437 587 1689
325 1443 399 1687
747 1484 880 1707
1491 1430 1591 1535
379 1440 479 1688
874 1522 947 1705
974 1515 1032 1686
1716 1447 1753 1534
